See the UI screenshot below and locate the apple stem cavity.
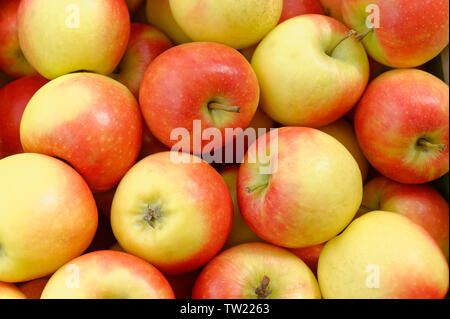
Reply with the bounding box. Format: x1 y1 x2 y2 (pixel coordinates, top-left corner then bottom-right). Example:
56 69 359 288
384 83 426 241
208 102 241 113
246 182 269 193
355 29 373 42
255 276 272 299
417 138 448 152
327 30 357 56
144 205 161 228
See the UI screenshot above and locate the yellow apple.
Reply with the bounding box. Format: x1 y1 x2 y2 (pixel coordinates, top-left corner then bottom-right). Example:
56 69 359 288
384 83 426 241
169 0 283 49
0 153 98 282
318 211 449 299
0 282 26 299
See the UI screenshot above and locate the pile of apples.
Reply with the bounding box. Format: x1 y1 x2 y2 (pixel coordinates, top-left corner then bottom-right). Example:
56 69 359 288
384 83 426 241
0 0 449 300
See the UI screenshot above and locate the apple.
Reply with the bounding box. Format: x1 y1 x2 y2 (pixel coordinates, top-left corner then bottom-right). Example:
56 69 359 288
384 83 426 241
0 0 36 78
221 166 264 249
17 0 130 79
290 243 325 275
279 0 324 24
19 277 50 299
192 243 321 299
146 0 191 44
139 125 169 160
354 69 449 184
111 23 172 98
341 0 449 68
0 153 98 282
111 151 233 274
237 127 363 248
319 118 369 181
169 0 283 49
125 0 144 13
318 211 449 299
20 72 143 193
139 42 259 155
359 176 449 258
0 71 11 88
165 270 201 299
0 282 26 299
319 0 343 21
0 75 48 158
252 14 369 127
41 250 175 299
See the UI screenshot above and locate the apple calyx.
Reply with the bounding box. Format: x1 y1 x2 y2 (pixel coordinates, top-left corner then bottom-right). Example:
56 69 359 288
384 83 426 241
255 276 272 299
208 102 241 113
417 138 448 152
355 28 373 42
327 30 357 56
246 182 269 193
143 205 162 228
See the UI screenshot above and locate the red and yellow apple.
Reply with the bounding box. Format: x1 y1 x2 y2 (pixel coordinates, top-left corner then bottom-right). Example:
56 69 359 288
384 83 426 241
0 0 36 78
279 0 324 24
318 211 449 299
139 42 259 155
41 250 175 299
237 127 363 248
252 14 369 127
291 243 325 275
17 0 130 79
20 72 143 193
19 277 50 299
354 69 449 184
359 176 449 258
192 243 321 299
139 125 169 160
341 0 449 68
319 0 343 21
169 0 283 49
0 153 98 282
111 152 233 274
0 75 48 158
111 23 172 98
0 282 26 299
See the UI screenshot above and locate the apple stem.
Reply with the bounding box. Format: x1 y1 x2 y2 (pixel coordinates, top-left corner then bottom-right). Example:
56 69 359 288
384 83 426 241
355 28 373 42
327 30 357 56
246 182 268 193
255 276 272 299
418 139 448 152
144 205 161 228
208 102 241 113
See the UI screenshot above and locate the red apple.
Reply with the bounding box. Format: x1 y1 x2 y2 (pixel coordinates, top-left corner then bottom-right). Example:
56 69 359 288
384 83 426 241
355 69 449 184
111 151 233 274
165 270 201 299
319 0 343 21
41 251 175 299
111 23 172 98
279 0 324 24
0 75 48 158
359 176 449 258
192 243 321 299
290 243 325 275
139 125 169 160
19 277 50 299
0 282 26 299
139 42 259 155
0 0 36 78
20 73 143 193
342 0 449 68
0 71 11 88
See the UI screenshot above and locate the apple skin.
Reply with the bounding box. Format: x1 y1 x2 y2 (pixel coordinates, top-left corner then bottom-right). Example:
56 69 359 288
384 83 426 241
354 69 449 184
20 73 143 193
290 243 325 275
139 42 259 155
318 211 449 299
341 0 449 68
279 0 324 24
17 0 130 79
41 250 175 299
252 14 369 127
146 0 191 44
111 151 233 274
125 0 144 13
237 127 363 248
221 166 264 249
0 71 11 88
0 282 26 299
169 0 283 50
139 125 169 160
0 153 98 283
111 23 172 98
0 0 36 78
319 0 343 21
358 176 449 259
19 277 50 299
319 118 369 181
0 75 48 158
192 243 321 299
